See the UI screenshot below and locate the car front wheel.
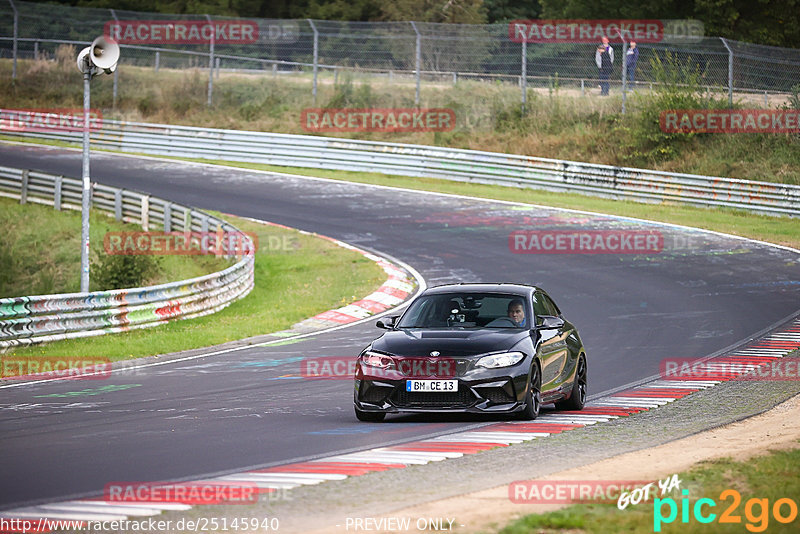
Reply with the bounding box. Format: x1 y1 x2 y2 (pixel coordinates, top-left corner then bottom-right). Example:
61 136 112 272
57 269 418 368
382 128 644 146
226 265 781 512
518 362 541 420
556 354 587 411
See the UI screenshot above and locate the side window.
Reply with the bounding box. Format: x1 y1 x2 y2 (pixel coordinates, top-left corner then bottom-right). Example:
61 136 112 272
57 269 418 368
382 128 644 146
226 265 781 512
541 294 561 316
532 292 549 321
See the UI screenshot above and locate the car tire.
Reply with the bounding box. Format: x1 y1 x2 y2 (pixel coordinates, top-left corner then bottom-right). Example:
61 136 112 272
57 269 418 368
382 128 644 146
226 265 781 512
556 354 587 411
355 406 386 422
518 362 541 420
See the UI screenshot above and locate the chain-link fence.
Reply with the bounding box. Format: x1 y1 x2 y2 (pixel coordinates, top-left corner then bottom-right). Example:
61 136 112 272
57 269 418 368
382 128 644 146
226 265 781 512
1 0 799 111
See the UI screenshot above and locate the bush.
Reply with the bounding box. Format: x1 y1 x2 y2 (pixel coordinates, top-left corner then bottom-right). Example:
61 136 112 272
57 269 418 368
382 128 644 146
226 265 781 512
788 83 800 110
92 252 160 290
618 52 727 165
324 73 376 108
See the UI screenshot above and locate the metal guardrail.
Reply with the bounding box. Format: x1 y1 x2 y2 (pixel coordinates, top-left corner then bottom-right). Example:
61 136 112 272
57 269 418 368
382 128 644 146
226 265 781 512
0 165 255 349
3 1 800 112
3 117 799 216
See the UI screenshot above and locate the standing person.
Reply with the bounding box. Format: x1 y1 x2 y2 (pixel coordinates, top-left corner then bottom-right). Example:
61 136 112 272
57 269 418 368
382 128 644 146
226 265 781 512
595 36 614 95
626 40 639 86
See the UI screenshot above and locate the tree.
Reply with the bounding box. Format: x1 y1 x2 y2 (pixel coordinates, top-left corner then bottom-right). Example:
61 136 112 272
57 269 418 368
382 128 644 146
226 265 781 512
307 0 382 21
380 0 488 24
694 0 800 47
483 0 541 23
538 0 695 19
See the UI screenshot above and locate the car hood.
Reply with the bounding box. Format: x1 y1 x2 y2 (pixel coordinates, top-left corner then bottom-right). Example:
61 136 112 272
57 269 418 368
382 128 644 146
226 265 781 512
372 328 528 357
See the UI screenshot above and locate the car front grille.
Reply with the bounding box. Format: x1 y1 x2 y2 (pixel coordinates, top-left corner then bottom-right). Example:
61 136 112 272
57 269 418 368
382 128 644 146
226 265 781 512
479 386 516 404
360 383 393 404
392 387 475 408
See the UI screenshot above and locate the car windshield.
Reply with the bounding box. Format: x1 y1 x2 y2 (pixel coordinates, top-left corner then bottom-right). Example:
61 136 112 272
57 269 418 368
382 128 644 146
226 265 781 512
397 293 529 329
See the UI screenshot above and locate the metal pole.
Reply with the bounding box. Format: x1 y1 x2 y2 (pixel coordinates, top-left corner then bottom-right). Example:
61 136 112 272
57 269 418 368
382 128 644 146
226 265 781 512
110 9 119 109
621 40 628 114
307 19 318 104
721 38 733 109
410 21 421 106
9 0 18 81
206 14 214 106
155 51 160 72
521 38 527 113
80 60 92 293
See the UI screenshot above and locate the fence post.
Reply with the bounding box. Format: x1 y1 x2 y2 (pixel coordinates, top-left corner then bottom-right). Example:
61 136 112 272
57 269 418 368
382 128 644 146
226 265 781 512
163 202 172 232
410 21 421 106
721 37 733 109
521 37 527 113
19 169 28 204
307 19 319 104
9 0 18 81
154 51 160 72
109 9 120 108
621 40 628 114
54 175 63 210
206 14 214 106
34 41 38 60
141 195 150 231
215 57 221 78
114 189 122 220
581 79 585 97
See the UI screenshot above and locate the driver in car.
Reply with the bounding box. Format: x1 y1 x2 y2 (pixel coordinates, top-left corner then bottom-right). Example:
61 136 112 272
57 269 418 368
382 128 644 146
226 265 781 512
507 299 526 327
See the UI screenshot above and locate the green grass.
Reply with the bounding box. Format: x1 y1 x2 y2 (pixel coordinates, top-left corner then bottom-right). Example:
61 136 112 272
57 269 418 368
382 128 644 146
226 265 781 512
1 54 798 185
500 444 800 533
4 212 386 360
0 196 228 297
2 52 796 360
3 137 797 254
150 158 800 252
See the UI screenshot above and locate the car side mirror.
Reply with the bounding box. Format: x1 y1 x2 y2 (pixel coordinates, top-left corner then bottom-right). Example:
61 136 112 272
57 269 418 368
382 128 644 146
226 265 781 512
534 315 564 330
376 315 398 330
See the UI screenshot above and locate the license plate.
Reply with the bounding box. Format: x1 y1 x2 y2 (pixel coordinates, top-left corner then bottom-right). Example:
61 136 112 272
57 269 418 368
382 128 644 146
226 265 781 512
406 380 458 392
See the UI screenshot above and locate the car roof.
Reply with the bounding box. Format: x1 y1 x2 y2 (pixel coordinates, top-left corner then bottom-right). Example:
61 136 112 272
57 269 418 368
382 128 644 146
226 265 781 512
422 283 538 297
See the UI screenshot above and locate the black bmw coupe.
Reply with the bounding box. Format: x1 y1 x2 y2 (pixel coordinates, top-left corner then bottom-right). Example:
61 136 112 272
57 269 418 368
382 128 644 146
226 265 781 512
354 283 587 422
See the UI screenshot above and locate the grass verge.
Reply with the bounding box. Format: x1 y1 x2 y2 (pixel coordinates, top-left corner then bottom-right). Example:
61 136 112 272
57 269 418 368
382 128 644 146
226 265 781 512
152 157 800 252
0 196 228 297
3 212 386 361
3 136 797 252
1 55 798 184
500 443 800 534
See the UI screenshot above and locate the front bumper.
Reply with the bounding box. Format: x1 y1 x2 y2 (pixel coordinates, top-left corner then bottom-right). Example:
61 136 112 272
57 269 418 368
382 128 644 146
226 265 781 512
354 374 528 414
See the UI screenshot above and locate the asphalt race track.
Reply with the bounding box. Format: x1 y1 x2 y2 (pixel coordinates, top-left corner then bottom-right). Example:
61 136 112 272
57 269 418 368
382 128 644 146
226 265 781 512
1 143 799 511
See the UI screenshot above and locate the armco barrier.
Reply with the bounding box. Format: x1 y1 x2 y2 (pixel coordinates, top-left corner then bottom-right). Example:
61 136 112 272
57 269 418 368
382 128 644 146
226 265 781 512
2 116 798 216
0 165 255 349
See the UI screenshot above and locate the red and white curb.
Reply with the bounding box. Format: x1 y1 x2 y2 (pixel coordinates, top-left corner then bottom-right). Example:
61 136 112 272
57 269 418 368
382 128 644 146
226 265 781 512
3 320 798 526
245 219 417 330
306 251 414 326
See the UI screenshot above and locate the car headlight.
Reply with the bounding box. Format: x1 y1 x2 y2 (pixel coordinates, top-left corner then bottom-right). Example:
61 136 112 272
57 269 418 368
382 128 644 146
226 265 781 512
476 351 525 369
361 350 395 369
